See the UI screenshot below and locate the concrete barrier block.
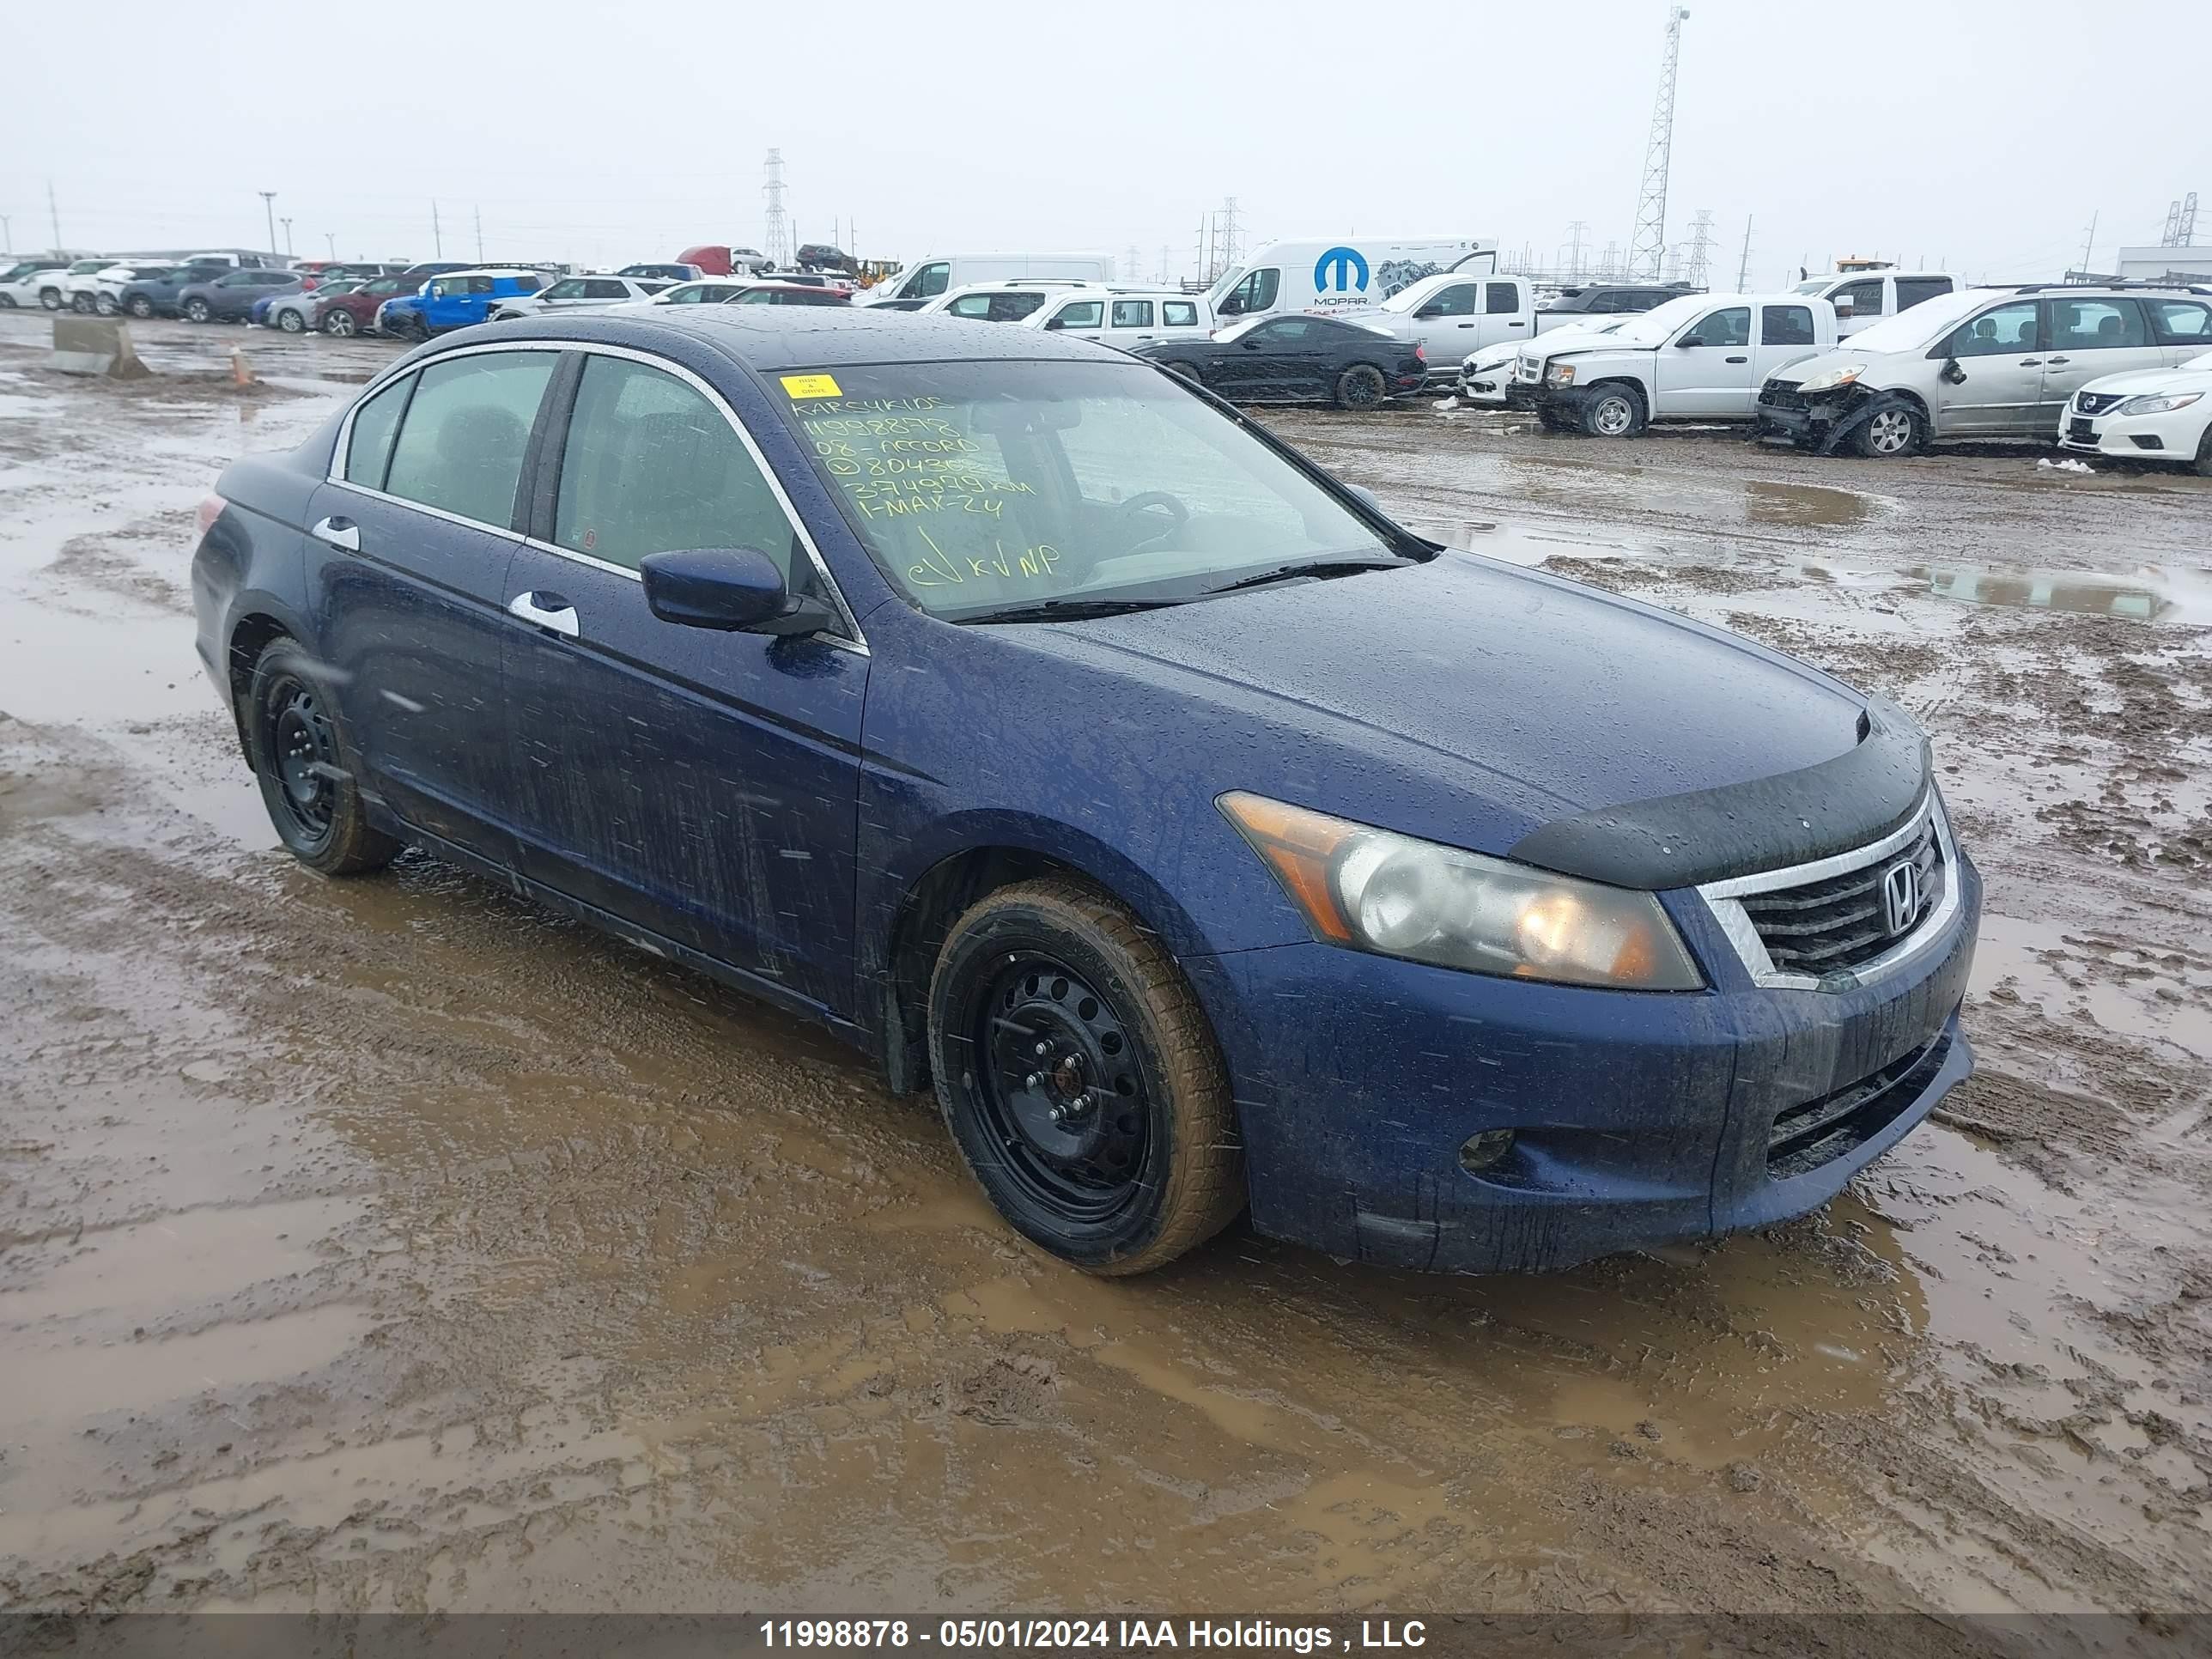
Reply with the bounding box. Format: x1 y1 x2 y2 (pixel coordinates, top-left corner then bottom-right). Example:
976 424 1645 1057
52 316 153 380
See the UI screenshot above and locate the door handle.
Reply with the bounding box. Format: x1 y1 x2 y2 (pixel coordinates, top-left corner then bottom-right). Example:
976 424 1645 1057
2018 358 2042 367
1509 319 1525 326
311 515 359 551
2045 356 2069 366
507 591 580 639
1725 356 1748 363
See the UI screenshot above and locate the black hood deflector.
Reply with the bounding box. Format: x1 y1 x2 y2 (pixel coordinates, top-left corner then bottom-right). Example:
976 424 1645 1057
1508 696 1931 890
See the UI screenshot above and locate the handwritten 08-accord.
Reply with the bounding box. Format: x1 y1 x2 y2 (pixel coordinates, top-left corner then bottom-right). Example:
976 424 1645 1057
191 307 1981 1275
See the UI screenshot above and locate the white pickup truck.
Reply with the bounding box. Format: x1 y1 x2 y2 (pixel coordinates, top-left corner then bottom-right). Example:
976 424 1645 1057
1506 293 1838 437
1791 269 1960 338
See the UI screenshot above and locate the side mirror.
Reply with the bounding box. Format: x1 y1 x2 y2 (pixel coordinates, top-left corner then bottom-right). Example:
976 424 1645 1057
1414 305 1445 319
1675 337 1701 348
1832 296 1856 317
1240 336 1264 349
1218 298 1243 315
640 548 834 637
1940 358 1968 386
1347 484 1386 515
1044 316 1066 331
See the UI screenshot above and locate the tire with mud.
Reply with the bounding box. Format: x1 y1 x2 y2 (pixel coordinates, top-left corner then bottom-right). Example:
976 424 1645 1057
245 637 401 877
126 295 155 319
1334 363 1388 410
927 878 1244 1275
1580 383 1646 439
183 296 213 323
323 307 358 337
1854 396 1927 459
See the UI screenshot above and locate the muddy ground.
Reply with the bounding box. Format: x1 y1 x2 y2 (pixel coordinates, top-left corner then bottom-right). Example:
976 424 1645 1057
1 314 2208 1633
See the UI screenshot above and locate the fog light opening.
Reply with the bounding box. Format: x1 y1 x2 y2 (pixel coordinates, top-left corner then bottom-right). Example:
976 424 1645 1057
1458 1129 1516 1175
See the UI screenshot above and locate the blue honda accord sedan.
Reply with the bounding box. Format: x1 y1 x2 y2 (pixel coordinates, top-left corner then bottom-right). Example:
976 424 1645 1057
190 307 1980 1276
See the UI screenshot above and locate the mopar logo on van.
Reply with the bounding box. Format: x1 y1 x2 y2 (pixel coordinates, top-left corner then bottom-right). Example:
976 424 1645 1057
1313 246 1370 306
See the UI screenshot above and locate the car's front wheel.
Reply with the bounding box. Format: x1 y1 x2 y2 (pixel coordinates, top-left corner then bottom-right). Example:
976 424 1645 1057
927 878 1243 1275
126 295 155 319
323 307 357 337
183 297 212 323
70 291 94 313
1581 384 1647 439
2195 424 2212 480
246 637 401 876
94 293 119 317
39 287 64 311
1855 396 1926 459
1334 363 1388 410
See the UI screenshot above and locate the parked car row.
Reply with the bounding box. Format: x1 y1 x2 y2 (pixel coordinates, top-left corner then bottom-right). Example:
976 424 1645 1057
1465 280 2212 474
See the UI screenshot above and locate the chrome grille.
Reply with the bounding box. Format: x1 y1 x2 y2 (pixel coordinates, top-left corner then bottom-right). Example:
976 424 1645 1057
1698 796 1960 991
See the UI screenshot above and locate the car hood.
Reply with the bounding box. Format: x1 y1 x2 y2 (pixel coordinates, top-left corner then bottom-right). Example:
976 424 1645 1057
997 554 1887 881
2077 362 2212 398
1765 345 1918 388
1468 325 1609 370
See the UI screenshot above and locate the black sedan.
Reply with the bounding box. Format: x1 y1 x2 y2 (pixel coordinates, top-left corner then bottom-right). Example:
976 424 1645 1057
1137 315 1425 409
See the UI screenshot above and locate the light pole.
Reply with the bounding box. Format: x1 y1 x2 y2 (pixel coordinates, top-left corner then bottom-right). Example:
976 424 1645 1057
258 191 277 261
281 216 293 258
325 232 336 260
1 214 11 254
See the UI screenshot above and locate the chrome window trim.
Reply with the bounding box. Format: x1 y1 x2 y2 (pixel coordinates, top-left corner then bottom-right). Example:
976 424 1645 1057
327 337 868 654
1695 791 1960 993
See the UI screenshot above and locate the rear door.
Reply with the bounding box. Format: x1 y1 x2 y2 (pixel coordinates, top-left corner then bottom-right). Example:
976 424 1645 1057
2035 298 2163 428
1932 299 2045 434
1653 304 1753 416
2148 298 2212 365
1753 302 1822 397
500 349 868 1011
1158 296 1206 341
1106 297 1157 350
1480 279 1530 349
307 346 558 854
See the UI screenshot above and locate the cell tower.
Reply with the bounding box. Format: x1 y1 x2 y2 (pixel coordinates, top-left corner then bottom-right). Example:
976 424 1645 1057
1628 6 1692 281
2162 192 2199 247
1684 208 1717 288
763 148 790 266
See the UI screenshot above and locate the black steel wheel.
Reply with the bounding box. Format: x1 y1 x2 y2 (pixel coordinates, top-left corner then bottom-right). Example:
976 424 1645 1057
246 638 400 875
927 878 1243 1274
1334 363 1388 410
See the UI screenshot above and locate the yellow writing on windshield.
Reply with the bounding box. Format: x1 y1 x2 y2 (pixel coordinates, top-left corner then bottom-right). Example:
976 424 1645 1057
906 528 1061 588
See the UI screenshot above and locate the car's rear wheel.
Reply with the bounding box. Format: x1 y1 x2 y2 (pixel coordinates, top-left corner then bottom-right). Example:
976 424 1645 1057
927 878 1243 1275
2195 424 2212 479
323 308 357 337
183 297 212 323
125 295 155 319
70 291 94 313
0 294 15 308
246 638 401 876
93 293 119 317
1581 384 1646 439
1334 363 1388 410
276 307 306 332
1855 397 1926 459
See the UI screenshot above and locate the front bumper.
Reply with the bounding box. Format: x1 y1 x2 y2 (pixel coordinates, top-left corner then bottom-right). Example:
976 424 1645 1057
2057 406 2206 462
1189 852 1981 1273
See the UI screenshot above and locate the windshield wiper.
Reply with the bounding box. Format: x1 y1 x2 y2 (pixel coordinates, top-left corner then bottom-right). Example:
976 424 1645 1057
957 596 1188 625
1200 556 1410 598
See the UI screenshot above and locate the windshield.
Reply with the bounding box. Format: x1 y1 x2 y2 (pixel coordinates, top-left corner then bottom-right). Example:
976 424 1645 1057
775 360 1400 621
1793 278 1829 294
1596 294 1717 348
1839 289 1990 355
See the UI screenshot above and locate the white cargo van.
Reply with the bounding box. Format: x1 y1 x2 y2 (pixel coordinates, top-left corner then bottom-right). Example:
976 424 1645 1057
857 252 1116 310
1206 238 1495 323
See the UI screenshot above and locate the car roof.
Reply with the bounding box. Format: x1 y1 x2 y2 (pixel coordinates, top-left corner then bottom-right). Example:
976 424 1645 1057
441 306 1111 372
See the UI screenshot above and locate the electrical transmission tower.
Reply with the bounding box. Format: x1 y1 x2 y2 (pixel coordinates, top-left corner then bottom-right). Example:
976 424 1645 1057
763 149 790 266
2162 192 2199 246
1565 220 1588 281
1684 208 1716 287
1218 198 1242 271
1628 6 1691 281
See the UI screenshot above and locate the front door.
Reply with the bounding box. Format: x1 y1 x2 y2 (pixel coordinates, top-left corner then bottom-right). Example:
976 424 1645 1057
501 349 867 1014
308 346 558 855
2036 297 2166 428
1654 305 1753 416
1412 280 1483 360
1934 300 2045 434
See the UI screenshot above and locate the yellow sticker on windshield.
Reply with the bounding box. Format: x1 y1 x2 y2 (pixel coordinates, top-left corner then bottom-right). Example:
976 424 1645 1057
781 374 842 399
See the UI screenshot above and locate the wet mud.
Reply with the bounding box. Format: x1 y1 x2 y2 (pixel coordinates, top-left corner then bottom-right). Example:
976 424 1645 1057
2 316 2209 1622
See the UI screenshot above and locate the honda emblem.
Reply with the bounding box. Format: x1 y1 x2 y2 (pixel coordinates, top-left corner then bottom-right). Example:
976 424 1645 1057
1881 860 1921 937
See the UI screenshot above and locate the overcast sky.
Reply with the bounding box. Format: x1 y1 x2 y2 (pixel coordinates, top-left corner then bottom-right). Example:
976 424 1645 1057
7 1 2208 288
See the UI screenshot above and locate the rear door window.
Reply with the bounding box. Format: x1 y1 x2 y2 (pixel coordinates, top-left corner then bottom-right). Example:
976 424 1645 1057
1761 305 1816 345
381 351 556 528
1162 300 1198 326
2047 298 2149 351
1484 283 1522 314
1110 300 1154 328
582 278 628 300
1894 276 1953 311
552 356 798 578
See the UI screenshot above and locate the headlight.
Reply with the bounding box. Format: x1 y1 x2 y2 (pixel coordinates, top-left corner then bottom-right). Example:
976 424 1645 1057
2116 390 2203 416
1218 793 1703 991
1798 363 1866 393
1545 362 1577 386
